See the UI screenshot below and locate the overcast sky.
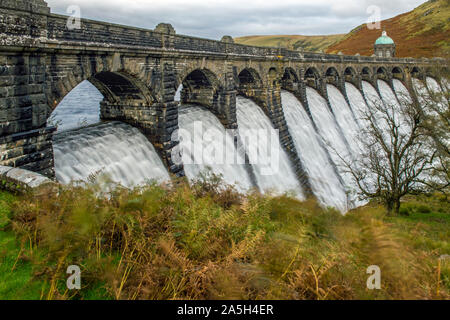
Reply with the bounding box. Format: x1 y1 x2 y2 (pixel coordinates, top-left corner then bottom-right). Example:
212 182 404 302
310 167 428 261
45 0 427 39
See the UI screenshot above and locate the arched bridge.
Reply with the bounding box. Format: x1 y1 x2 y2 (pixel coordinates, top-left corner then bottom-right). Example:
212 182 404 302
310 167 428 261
0 0 444 180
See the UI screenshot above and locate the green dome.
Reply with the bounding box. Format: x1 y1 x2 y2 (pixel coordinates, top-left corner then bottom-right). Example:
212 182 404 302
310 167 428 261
375 31 394 45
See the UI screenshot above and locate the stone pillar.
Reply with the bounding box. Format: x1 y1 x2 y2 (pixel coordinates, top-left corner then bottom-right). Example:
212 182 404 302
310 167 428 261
153 62 184 176
0 1 55 177
258 73 313 196
216 62 238 130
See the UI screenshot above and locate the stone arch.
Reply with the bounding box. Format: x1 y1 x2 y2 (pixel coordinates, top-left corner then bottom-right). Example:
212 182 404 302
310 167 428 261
237 67 263 97
376 66 389 81
48 68 157 123
325 67 340 86
392 67 404 81
361 66 372 81
281 67 299 91
410 66 422 79
238 68 263 87
180 68 236 128
344 67 356 80
267 67 280 87
304 67 320 90
180 68 221 108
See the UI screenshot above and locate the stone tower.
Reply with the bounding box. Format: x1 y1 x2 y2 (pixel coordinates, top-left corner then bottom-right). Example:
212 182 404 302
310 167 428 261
374 30 396 58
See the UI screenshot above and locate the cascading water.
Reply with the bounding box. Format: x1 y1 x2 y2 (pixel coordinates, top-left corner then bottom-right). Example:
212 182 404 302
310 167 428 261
236 96 305 198
326 85 361 156
51 80 170 187
53 122 171 187
378 80 402 109
281 91 348 211
178 105 254 192
362 81 383 110
345 82 369 127
305 87 362 208
393 79 413 104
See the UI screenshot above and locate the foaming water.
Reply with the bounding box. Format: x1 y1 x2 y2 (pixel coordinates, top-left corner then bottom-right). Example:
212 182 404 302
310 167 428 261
378 80 401 109
362 81 383 109
345 82 369 127
53 122 170 187
306 87 361 208
326 85 361 155
281 91 347 211
393 79 412 104
49 81 102 132
178 105 253 192
236 96 305 198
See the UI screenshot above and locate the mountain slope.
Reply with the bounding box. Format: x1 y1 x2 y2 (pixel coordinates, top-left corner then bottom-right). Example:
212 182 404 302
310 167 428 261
327 0 450 58
234 34 345 52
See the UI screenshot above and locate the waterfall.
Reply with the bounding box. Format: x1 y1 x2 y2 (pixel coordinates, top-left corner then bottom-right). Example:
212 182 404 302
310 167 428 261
281 90 348 211
53 122 170 187
378 80 401 109
305 87 361 207
362 81 383 110
178 105 254 192
236 96 305 198
345 82 369 128
326 85 361 155
393 79 412 104
48 81 102 132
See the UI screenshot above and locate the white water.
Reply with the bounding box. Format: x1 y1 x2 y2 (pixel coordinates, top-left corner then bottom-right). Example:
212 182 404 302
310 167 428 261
378 80 401 109
281 91 347 211
236 96 305 198
49 74 442 213
345 82 369 128
326 85 361 156
393 79 412 105
53 122 170 187
178 105 254 192
305 87 360 207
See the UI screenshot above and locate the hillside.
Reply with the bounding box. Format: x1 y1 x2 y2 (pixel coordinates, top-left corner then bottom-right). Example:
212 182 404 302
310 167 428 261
327 0 450 58
234 34 345 52
235 0 449 58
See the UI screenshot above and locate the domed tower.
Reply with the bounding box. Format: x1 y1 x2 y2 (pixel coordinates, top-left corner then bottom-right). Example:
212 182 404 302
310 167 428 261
374 31 396 58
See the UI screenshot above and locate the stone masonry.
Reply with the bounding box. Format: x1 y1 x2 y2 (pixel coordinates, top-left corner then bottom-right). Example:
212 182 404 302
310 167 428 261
0 0 444 193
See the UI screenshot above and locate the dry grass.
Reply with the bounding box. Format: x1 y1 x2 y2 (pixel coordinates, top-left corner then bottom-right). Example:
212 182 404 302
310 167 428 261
2 176 449 300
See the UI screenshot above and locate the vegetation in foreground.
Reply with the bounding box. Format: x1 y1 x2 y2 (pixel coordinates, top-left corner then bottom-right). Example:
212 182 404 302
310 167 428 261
0 175 448 300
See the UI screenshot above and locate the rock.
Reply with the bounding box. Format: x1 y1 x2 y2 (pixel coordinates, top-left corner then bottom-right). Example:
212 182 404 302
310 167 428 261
0 165 56 194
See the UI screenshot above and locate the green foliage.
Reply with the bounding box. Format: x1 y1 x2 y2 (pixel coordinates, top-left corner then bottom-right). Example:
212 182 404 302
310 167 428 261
0 179 448 300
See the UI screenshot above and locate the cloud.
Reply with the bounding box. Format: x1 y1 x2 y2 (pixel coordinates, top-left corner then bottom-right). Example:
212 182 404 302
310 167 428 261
45 0 427 39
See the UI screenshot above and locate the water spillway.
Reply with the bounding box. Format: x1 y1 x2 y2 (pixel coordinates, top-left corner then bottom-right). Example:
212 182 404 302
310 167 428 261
345 82 370 128
326 85 361 156
53 122 171 187
281 90 348 211
236 96 305 198
48 74 441 213
177 105 254 192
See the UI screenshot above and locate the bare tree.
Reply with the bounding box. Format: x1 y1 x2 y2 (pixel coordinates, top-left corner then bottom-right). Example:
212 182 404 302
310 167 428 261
338 93 441 215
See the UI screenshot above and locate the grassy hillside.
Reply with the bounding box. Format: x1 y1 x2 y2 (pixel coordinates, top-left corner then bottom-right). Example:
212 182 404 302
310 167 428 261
0 175 448 300
234 34 345 52
327 0 450 58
